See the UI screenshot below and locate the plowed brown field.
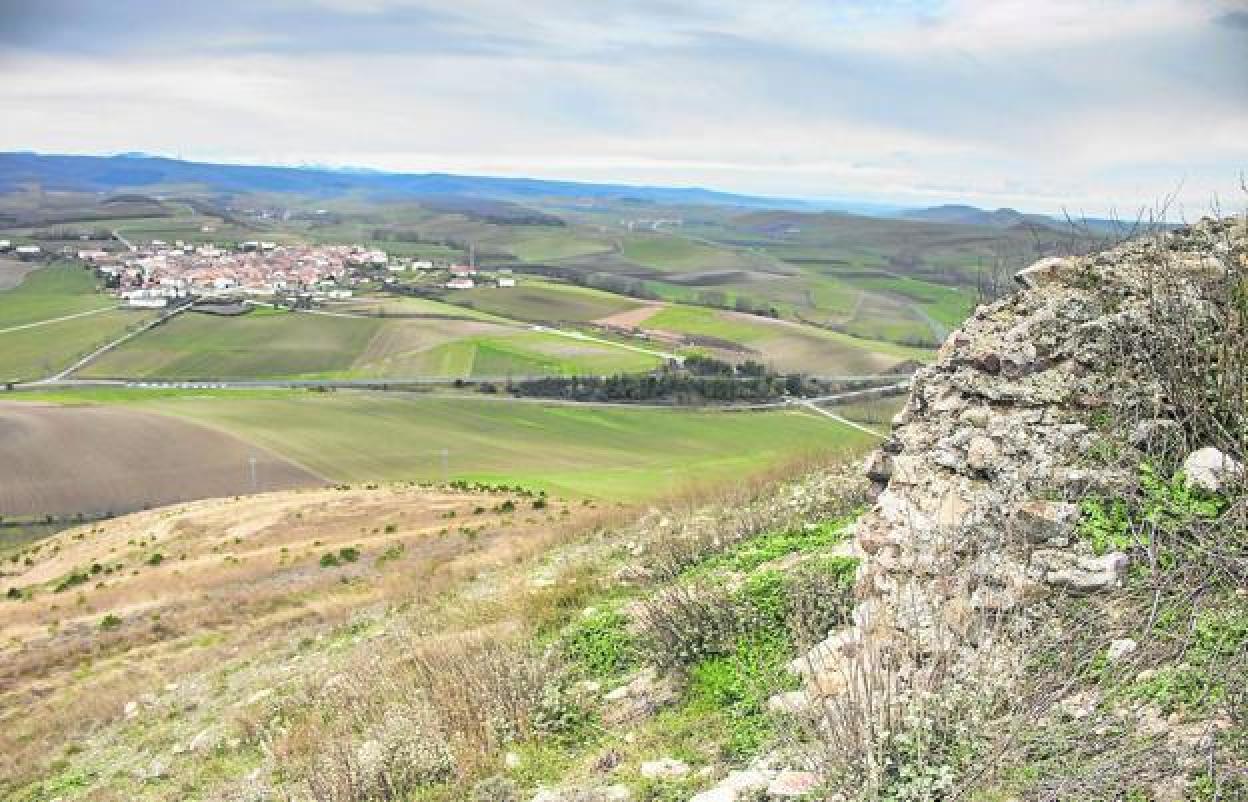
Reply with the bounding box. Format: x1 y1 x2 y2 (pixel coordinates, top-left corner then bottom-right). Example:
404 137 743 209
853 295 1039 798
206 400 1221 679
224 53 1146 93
0 401 322 518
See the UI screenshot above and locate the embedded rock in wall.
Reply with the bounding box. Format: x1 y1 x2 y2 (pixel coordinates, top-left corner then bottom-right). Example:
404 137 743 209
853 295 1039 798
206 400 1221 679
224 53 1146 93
791 215 1246 720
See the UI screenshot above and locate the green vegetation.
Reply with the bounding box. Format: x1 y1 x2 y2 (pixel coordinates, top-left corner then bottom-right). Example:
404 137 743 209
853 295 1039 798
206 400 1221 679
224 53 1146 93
0 263 161 381
448 280 642 323
0 263 112 329
644 303 932 373
78 300 663 379
79 308 383 379
26 388 877 500
561 607 639 682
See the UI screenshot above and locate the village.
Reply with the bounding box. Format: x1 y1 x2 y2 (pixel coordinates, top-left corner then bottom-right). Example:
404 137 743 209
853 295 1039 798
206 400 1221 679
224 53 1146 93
53 238 515 309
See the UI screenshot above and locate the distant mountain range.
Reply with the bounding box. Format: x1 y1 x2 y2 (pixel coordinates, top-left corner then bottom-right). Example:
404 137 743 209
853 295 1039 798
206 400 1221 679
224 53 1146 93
897 204 1056 228
0 152 816 211
0 152 1136 230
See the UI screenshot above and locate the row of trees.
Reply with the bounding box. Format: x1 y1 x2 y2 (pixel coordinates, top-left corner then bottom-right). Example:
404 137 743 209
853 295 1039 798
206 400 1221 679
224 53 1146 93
497 357 858 403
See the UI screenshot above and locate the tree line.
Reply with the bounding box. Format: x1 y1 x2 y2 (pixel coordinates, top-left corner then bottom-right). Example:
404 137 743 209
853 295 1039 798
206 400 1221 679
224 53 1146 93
496 356 849 404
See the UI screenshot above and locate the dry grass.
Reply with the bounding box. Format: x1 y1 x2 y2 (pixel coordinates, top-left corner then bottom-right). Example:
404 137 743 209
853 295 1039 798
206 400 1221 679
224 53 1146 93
0 483 603 795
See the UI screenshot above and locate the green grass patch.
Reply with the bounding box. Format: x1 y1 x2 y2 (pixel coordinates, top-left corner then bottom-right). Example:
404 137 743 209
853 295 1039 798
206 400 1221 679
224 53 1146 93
26 388 877 500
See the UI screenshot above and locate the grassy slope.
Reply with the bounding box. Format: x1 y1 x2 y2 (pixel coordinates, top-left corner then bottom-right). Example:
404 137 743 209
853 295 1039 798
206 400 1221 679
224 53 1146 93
0 263 159 381
644 304 932 372
106 390 876 499
0 263 113 328
78 308 384 379
449 280 642 323
80 305 662 380
619 234 764 273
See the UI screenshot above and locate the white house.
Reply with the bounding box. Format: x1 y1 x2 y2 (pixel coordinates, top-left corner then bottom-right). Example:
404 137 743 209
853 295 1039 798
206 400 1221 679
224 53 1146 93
498 277 516 288
0 240 11 251
446 277 475 290
15 245 41 259
411 260 435 270
126 297 169 309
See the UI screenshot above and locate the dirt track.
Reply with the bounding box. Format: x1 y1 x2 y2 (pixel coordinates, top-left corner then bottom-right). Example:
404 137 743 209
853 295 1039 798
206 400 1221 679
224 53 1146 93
592 301 666 329
0 401 322 518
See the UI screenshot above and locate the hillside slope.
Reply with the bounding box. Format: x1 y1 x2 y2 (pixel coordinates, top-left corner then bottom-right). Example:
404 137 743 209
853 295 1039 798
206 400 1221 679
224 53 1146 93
3 217 1244 801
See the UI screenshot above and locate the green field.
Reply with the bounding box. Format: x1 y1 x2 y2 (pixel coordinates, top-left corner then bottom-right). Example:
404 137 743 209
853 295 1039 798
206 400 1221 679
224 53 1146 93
396 331 662 377
620 233 767 273
26 388 875 499
0 263 161 381
79 307 383 379
0 263 113 328
80 305 664 380
643 304 932 373
448 280 642 323
505 229 614 261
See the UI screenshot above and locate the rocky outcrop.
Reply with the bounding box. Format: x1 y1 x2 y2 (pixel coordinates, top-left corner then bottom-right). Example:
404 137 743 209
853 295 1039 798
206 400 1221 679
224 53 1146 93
788 216 1246 782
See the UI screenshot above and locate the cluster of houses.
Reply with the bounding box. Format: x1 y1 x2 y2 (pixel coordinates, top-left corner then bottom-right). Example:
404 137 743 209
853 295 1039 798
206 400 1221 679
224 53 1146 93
76 242 365 308
70 239 517 309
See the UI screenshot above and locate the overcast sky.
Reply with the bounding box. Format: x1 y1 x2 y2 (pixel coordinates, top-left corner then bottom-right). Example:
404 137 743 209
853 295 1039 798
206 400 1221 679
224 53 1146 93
1 0 1246 215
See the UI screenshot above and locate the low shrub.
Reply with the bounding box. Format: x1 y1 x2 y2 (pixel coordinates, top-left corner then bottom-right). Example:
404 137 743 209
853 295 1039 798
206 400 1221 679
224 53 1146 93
561 608 638 682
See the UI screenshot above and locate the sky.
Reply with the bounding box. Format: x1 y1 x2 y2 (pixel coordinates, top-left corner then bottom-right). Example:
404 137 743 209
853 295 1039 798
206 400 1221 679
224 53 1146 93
0 0 1246 216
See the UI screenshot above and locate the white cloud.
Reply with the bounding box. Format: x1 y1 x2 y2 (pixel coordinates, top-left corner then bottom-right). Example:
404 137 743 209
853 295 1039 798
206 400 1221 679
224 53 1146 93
0 0 1244 215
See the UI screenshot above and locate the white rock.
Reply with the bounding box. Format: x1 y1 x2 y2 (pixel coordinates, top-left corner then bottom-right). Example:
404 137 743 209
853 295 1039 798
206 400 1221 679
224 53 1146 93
124 700 139 718
1015 256 1076 288
1107 638 1138 662
640 757 690 780
689 770 775 802
1183 447 1242 494
766 690 811 714
768 770 821 797
189 727 219 753
966 435 1000 474
504 751 523 769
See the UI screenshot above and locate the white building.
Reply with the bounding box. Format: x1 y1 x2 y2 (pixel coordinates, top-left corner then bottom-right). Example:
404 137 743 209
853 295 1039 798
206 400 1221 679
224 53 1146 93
0 240 11 251
15 245 41 258
126 297 169 309
498 277 516 288
446 278 475 290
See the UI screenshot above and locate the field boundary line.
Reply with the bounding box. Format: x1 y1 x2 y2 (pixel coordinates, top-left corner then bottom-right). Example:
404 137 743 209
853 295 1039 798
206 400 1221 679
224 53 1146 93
36 304 191 383
798 400 887 437
0 305 115 335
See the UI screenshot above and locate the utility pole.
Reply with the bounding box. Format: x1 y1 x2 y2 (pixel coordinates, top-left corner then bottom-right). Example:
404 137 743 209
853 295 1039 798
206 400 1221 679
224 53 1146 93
249 455 258 492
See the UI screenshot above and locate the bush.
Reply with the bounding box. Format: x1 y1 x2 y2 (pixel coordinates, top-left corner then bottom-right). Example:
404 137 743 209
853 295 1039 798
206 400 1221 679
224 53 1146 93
99 614 122 630
686 637 796 758
561 608 638 681
53 571 89 593
471 776 519 802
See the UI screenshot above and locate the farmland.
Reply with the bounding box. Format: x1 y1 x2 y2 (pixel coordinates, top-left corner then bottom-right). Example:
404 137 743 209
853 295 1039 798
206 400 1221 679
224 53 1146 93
0 400 320 519
641 303 930 374
447 279 643 323
79 305 665 379
0 263 159 381
17 388 877 500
